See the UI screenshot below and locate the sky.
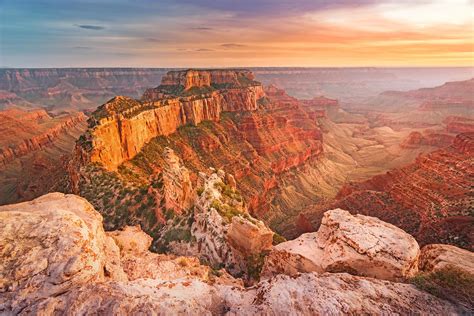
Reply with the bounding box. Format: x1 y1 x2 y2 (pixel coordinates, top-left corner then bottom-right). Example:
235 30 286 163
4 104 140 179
0 0 473 67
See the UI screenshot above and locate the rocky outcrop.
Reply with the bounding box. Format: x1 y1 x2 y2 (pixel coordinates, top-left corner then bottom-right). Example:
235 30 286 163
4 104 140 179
1 193 465 315
162 147 194 214
160 69 256 91
76 69 265 171
189 169 273 276
227 216 273 254
0 193 125 313
0 108 87 167
71 75 325 233
235 272 461 315
262 209 420 281
419 244 474 275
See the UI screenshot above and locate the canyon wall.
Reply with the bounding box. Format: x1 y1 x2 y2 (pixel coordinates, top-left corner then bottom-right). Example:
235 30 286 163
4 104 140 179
331 133 474 250
0 108 87 166
77 69 265 171
71 71 328 238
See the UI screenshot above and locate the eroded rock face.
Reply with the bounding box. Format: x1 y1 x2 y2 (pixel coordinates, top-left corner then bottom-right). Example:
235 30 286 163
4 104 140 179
189 169 273 276
419 244 474 276
0 193 122 313
262 209 420 281
333 133 474 250
227 216 273 254
74 69 265 172
0 193 463 315
162 147 194 214
231 273 461 315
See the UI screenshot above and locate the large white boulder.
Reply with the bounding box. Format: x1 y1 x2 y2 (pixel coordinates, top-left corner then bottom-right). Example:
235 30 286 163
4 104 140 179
263 209 420 281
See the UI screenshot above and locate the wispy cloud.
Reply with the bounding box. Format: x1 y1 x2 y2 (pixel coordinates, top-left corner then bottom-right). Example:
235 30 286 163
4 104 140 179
221 43 247 49
76 24 105 30
144 38 162 43
73 46 93 50
195 48 214 51
191 27 213 30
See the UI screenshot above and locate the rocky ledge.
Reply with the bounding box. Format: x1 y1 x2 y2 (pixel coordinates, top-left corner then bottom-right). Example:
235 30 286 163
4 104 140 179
1 193 471 314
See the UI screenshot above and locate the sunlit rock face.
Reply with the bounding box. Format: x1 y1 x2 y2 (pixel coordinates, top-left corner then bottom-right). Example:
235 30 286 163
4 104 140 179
74 69 264 172
262 209 420 282
69 72 325 238
0 193 466 315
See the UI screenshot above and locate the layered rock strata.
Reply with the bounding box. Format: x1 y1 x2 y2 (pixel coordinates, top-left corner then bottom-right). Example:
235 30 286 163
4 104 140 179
71 73 324 233
333 133 474 250
0 108 86 167
76 69 264 171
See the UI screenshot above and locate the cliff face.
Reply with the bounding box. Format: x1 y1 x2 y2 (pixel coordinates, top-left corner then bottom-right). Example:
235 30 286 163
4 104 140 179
0 108 87 167
78 69 265 171
71 71 325 240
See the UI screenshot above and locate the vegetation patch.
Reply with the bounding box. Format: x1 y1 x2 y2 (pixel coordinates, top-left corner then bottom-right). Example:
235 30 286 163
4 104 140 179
246 251 269 281
272 232 287 245
411 266 474 310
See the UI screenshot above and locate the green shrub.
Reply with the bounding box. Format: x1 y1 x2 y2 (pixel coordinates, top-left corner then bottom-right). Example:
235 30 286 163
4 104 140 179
246 251 269 281
272 233 287 245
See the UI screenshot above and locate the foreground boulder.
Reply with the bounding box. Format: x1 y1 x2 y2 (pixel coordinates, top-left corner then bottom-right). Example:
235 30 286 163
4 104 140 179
262 209 420 281
0 193 125 313
419 244 474 275
0 194 464 315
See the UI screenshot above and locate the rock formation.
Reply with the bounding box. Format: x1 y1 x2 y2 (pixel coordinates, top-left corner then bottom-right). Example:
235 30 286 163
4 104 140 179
0 193 467 314
332 133 474 250
262 209 420 281
419 244 474 276
70 70 325 238
158 169 274 279
75 69 264 171
0 108 87 205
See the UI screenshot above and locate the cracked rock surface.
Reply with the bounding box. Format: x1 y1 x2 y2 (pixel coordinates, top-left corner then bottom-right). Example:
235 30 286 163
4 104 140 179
263 208 420 281
0 194 464 315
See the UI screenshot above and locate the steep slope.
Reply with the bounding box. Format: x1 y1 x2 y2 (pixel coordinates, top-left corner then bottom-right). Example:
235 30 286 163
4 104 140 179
0 108 87 205
70 70 327 238
71 71 463 243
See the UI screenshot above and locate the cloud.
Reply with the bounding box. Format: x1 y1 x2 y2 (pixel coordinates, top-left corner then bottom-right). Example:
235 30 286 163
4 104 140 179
191 27 213 30
76 24 105 30
144 38 162 43
73 46 92 50
195 48 214 51
221 43 247 49
173 0 379 18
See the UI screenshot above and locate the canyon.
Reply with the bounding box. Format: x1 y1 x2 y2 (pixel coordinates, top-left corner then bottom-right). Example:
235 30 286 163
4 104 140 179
69 71 473 252
0 67 472 313
0 108 87 205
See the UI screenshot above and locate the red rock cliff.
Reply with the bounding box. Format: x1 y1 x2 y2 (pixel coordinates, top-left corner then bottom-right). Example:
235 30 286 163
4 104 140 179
75 70 265 171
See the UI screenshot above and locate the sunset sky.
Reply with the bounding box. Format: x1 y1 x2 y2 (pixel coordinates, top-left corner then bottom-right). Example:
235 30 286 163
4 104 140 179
1 0 473 67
